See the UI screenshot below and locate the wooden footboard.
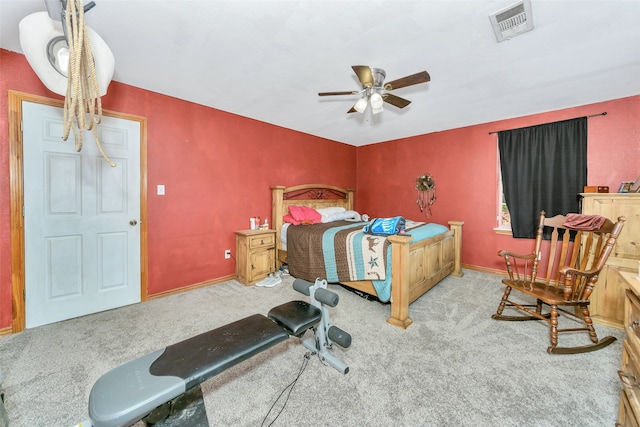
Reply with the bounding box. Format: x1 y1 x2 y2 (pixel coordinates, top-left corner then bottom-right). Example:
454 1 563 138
341 221 463 328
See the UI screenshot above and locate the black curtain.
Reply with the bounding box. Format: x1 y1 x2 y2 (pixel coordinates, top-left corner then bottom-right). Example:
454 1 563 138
499 117 587 238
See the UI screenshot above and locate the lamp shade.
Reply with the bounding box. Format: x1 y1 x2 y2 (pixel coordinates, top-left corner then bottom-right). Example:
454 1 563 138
19 11 114 96
354 97 368 113
370 93 383 114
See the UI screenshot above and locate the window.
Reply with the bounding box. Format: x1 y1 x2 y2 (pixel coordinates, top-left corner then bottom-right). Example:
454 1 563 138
496 149 511 231
499 191 511 229
497 117 587 238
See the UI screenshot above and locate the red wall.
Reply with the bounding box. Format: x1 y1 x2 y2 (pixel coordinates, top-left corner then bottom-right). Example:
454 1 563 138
0 49 356 328
2 48 639 330
356 96 640 272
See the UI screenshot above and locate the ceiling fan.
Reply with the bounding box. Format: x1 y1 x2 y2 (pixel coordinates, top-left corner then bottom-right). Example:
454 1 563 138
318 66 430 114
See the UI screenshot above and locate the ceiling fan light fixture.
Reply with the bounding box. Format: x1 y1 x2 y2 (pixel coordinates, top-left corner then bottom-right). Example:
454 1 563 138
19 11 114 96
354 97 368 113
47 35 70 76
320 65 430 116
370 92 384 114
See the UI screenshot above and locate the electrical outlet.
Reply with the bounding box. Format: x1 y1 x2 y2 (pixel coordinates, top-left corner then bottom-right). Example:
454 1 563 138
224 249 231 259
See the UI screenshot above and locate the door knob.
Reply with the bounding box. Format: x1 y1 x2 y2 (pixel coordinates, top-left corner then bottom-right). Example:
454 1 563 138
130 220 138 226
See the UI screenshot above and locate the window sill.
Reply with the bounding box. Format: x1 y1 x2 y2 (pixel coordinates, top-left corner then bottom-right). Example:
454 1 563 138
493 227 512 236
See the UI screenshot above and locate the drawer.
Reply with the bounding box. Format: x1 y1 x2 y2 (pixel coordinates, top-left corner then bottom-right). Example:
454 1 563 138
620 388 640 427
622 340 640 385
627 289 640 349
619 339 640 425
248 233 275 249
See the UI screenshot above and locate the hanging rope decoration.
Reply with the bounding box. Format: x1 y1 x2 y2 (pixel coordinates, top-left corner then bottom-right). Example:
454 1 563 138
62 0 115 167
416 173 436 217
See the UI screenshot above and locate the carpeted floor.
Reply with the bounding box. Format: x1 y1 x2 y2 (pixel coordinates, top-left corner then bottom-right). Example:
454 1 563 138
0 269 625 426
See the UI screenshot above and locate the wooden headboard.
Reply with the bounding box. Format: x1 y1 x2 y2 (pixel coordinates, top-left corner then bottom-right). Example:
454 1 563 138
271 184 355 258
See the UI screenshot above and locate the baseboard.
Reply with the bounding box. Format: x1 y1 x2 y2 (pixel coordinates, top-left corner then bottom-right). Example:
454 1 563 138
0 327 12 337
147 274 237 300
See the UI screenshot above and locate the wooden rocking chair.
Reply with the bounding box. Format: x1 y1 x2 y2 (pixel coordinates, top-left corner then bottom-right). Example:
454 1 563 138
493 210 626 354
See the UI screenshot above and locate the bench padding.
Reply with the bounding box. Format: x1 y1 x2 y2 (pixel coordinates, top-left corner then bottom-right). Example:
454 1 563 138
89 314 289 427
268 301 322 336
149 314 289 389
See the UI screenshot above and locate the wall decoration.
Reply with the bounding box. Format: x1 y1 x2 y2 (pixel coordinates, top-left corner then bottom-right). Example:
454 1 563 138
416 174 436 217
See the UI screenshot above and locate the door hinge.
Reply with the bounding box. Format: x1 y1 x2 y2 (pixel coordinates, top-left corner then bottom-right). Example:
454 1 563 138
22 205 25 217
20 120 23 132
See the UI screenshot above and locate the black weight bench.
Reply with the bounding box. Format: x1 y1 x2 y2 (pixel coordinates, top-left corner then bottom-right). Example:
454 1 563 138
88 278 350 427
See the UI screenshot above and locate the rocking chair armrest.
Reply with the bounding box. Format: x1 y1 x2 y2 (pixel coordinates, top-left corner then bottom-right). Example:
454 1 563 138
558 266 599 279
497 250 537 260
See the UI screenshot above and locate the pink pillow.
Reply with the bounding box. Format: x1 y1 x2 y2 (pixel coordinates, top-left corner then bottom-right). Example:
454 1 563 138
283 213 301 225
286 205 321 225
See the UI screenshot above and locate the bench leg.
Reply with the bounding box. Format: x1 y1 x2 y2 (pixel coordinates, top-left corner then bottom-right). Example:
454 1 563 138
143 385 209 427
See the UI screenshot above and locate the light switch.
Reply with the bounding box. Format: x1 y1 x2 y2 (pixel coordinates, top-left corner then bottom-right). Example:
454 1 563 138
157 185 165 195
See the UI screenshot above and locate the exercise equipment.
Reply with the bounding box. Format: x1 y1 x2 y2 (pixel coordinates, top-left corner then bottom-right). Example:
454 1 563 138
0 367 8 427
87 278 351 427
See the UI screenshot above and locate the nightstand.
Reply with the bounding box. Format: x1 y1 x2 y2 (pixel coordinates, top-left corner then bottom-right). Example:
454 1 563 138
235 229 276 285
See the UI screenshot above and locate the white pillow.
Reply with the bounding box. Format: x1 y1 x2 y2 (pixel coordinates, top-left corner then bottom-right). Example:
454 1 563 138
316 207 346 223
323 210 362 223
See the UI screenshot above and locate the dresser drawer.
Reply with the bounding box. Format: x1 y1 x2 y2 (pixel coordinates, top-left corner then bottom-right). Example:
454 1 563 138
249 233 275 249
620 388 640 427
622 339 640 385
627 289 640 349
619 339 640 426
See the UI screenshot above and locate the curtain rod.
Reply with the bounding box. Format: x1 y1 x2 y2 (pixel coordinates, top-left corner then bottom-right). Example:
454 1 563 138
488 112 607 135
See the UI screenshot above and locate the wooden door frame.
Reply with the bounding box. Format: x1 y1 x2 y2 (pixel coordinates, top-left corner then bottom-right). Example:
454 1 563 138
8 90 149 333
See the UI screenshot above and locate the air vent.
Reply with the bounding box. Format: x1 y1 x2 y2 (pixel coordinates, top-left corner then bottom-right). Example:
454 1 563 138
489 0 534 42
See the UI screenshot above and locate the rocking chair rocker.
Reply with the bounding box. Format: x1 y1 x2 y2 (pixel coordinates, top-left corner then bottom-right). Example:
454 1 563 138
493 210 625 354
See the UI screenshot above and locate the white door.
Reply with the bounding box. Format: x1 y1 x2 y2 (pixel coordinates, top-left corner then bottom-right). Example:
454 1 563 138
22 101 141 328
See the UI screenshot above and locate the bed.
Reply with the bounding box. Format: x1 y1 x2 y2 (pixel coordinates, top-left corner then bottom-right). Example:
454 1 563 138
271 184 464 329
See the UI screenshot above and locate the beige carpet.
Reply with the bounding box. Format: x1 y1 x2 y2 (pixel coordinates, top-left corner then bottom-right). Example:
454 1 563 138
0 269 625 426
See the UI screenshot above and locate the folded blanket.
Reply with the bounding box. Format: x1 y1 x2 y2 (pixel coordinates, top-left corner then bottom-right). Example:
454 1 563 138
562 213 606 231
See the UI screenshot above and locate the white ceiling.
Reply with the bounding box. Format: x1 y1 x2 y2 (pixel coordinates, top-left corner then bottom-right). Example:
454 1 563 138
2 0 640 146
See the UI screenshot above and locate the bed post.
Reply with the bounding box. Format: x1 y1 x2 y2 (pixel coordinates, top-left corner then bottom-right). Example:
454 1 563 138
271 186 285 267
448 221 464 278
386 234 414 329
346 188 355 210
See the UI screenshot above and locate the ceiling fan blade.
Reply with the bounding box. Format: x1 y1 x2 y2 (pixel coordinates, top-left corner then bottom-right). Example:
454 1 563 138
384 71 430 91
352 65 374 87
382 93 412 109
318 91 360 96
347 106 357 113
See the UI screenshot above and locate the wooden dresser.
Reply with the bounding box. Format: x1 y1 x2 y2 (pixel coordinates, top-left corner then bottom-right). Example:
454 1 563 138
618 271 640 426
581 193 640 328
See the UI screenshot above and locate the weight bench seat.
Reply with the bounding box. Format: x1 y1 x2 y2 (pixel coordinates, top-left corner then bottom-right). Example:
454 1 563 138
89 314 289 427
